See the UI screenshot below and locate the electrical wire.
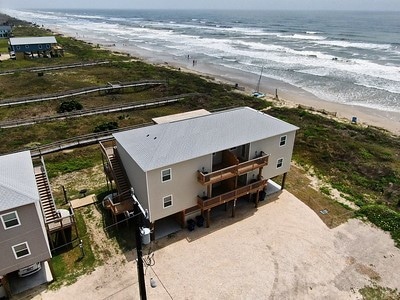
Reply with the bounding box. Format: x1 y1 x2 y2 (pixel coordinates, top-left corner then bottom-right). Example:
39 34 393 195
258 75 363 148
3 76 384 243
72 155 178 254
150 264 173 300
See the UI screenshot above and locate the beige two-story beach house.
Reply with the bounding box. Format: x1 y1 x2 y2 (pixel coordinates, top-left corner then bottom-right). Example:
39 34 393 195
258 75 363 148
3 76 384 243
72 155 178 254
101 107 298 239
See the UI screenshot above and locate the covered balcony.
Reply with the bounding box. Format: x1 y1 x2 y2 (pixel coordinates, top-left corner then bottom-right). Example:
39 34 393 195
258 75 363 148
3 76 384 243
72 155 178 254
197 153 269 185
197 179 268 211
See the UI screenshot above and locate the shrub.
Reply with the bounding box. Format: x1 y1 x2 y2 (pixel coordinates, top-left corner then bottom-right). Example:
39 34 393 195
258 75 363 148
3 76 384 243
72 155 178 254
58 100 83 113
94 121 118 133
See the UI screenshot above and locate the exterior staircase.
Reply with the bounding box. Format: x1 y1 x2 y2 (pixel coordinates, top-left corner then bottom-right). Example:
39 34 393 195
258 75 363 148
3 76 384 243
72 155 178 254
109 154 130 196
34 166 58 223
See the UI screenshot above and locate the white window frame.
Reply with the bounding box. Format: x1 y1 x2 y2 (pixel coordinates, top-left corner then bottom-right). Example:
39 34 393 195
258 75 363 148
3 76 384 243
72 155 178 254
163 195 173 209
1 211 21 230
276 158 284 169
161 168 172 182
12 242 31 259
38 45 42 49
279 135 287 147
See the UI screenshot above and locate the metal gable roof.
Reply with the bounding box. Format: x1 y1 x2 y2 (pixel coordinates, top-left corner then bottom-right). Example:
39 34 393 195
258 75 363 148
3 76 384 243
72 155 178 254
0 151 39 212
9 36 57 46
114 107 299 172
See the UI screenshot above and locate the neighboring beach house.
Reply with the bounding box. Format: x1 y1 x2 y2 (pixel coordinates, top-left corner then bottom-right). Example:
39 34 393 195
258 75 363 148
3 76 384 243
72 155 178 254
100 107 298 239
8 36 62 59
0 25 12 38
0 151 52 297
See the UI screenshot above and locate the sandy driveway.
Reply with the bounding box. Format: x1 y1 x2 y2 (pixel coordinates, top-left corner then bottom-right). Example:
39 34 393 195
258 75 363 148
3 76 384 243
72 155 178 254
31 190 400 299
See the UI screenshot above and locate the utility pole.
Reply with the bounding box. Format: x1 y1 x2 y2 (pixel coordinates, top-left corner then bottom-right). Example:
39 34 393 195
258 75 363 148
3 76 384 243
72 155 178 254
130 188 149 300
134 201 147 300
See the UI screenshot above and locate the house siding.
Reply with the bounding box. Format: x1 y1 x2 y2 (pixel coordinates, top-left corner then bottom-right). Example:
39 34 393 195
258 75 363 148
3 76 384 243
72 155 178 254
0 203 51 275
147 155 211 222
116 141 150 218
249 131 296 180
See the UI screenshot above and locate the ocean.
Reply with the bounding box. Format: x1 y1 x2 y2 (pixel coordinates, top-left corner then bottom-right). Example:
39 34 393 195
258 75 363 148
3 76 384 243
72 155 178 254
3 9 400 113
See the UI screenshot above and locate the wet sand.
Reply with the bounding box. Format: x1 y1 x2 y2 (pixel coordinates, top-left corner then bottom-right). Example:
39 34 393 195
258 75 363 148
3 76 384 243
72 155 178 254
60 32 400 136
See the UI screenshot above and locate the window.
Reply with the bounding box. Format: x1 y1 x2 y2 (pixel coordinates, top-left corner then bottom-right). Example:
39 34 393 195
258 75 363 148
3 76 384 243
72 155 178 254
25 45 29 49
1 211 20 229
163 195 173 208
161 168 171 182
16 46 20 50
12 242 31 259
38 45 42 49
46 44 50 49
277 158 284 169
280 135 287 147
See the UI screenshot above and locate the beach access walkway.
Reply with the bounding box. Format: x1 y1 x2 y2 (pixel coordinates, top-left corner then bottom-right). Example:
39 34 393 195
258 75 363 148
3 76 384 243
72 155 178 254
0 60 110 76
0 80 167 107
0 93 199 128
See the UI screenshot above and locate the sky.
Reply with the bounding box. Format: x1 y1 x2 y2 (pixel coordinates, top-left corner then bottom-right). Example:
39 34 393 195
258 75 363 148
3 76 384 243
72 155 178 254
1 0 400 11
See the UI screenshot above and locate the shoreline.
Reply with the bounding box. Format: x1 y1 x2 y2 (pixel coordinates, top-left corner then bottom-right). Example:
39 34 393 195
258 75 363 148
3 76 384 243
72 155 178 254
37 25 400 136
107 40 400 136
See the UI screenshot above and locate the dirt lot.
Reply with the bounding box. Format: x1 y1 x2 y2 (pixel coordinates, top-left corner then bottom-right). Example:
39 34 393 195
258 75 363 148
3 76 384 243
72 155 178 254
30 190 400 300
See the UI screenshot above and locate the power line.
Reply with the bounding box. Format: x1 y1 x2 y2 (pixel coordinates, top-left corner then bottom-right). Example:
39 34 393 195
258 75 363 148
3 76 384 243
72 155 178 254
150 265 173 300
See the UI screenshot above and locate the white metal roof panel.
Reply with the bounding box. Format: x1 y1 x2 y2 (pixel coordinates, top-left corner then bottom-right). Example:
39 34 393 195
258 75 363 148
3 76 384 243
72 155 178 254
0 151 39 211
152 109 211 124
114 107 299 172
9 36 57 46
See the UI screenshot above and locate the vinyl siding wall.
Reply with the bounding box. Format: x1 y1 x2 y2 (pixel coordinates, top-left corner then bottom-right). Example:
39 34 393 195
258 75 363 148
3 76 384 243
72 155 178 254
0 203 51 275
248 131 297 180
116 141 150 218
147 155 211 223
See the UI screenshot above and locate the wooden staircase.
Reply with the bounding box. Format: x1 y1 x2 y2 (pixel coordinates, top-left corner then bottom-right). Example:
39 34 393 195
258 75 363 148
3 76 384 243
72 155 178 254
34 166 58 223
109 154 130 196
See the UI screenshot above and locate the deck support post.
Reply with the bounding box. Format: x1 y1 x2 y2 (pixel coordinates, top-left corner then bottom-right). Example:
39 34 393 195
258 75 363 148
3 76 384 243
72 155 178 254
255 190 260 208
206 209 210 228
232 199 236 218
281 172 287 190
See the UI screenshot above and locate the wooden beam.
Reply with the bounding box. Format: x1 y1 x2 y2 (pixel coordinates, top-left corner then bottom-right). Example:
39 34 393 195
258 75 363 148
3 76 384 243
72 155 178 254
232 199 236 218
206 209 210 228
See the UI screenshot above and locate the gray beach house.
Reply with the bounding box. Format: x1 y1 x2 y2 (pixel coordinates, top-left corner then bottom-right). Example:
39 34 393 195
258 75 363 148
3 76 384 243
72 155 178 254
101 107 298 239
0 151 52 296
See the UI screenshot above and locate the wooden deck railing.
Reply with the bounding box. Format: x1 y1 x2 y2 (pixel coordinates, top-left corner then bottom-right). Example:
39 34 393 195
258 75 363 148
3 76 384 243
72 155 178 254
197 179 268 210
197 154 269 185
46 212 76 233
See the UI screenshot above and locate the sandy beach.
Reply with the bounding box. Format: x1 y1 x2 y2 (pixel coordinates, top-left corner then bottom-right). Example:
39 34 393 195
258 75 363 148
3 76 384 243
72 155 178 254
101 41 400 136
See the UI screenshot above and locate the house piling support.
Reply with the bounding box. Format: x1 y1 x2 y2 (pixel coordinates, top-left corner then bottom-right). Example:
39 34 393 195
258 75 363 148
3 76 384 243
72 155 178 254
231 199 236 218
206 209 210 228
281 172 287 190
255 190 260 208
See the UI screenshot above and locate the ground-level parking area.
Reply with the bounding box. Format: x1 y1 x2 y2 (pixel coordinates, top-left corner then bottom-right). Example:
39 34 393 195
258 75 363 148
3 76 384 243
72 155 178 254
3 262 52 298
24 190 400 299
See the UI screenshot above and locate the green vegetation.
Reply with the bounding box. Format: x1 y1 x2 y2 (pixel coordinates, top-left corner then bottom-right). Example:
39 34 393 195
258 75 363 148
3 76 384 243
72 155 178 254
49 209 96 289
44 146 102 178
359 284 400 300
0 38 8 53
356 205 400 247
58 100 83 113
94 121 118 133
268 107 400 242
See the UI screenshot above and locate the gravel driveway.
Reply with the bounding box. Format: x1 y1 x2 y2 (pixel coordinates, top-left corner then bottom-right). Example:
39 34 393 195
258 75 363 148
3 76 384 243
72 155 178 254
30 190 400 299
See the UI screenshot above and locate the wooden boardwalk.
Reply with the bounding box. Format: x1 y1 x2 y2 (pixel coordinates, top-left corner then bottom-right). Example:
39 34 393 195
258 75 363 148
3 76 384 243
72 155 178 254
0 80 166 107
0 93 199 128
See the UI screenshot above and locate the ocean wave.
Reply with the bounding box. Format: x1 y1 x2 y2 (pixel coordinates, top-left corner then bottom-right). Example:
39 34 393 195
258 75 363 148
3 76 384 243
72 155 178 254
279 33 326 40
315 39 392 51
